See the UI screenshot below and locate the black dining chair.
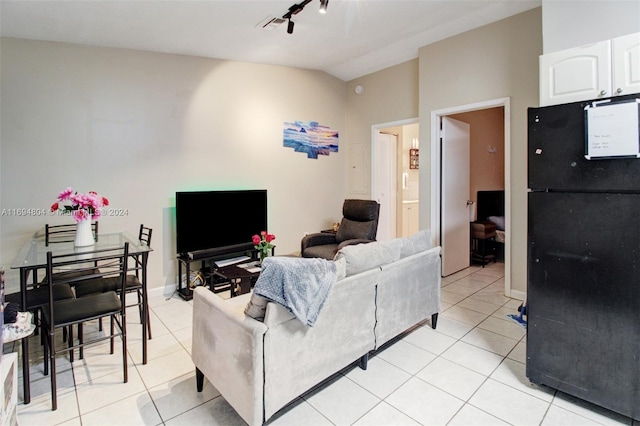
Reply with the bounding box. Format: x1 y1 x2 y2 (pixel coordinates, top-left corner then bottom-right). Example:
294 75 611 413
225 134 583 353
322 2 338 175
74 224 153 338
42 243 130 411
45 221 99 246
4 264 77 341
26 222 100 338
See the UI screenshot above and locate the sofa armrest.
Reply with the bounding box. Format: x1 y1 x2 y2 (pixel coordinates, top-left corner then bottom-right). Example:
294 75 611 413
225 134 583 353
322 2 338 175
301 232 337 252
191 287 267 426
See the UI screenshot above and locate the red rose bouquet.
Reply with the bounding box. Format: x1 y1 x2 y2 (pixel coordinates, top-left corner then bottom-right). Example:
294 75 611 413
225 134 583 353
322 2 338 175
252 231 275 263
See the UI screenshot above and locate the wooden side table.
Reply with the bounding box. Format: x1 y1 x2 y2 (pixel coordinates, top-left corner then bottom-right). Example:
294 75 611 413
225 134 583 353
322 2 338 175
470 221 496 267
212 263 261 297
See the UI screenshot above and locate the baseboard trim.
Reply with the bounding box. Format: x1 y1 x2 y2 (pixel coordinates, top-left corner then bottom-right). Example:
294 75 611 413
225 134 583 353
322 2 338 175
509 289 526 302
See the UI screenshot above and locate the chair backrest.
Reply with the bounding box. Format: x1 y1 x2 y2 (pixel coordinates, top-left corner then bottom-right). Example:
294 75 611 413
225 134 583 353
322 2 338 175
335 199 380 243
138 224 152 247
45 243 129 323
45 222 99 246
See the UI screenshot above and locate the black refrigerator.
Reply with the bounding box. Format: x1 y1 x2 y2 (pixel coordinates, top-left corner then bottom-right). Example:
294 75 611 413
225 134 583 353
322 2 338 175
527 94 640 421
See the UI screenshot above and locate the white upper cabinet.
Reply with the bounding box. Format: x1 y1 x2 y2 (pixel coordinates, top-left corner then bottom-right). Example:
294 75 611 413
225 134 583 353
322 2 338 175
539 40 611 106
612 32 640 97
540 32 640 106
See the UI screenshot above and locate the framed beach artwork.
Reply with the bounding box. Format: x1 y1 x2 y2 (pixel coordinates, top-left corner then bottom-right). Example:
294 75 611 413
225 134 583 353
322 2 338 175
283 121 339 159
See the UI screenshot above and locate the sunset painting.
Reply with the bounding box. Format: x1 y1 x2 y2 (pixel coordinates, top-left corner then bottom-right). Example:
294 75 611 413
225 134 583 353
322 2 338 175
283 121 339 159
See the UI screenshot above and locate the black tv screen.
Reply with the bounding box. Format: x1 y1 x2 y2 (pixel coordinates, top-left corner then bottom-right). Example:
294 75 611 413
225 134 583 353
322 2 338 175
176 190 267 255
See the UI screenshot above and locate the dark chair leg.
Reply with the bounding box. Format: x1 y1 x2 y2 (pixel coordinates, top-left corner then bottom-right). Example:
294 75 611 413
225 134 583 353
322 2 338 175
43 329 49 376
143 289 152 339
68 326 74 363
196 368 204 392
50 331 57 411
431 313 439 329
78 323 84 360
137 290 143 322
110 317 115 355
122 314 128 383
359 353 369 370
146 304 152 339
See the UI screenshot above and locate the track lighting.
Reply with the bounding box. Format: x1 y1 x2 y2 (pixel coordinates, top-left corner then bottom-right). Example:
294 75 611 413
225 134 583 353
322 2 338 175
319 0 329 14
281 0 327 34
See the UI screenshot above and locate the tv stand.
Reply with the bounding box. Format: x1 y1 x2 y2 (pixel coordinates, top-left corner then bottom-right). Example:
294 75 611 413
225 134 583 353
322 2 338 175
176 243 264 301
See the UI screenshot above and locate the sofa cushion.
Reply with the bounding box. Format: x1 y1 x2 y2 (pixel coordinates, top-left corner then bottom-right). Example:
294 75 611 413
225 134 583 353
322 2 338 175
334 256 346 281
335 238 402 276
399 229 432 258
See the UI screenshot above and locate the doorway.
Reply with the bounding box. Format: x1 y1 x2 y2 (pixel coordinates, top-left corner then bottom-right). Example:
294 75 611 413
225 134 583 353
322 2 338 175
372 118 419 241
430 98 512 296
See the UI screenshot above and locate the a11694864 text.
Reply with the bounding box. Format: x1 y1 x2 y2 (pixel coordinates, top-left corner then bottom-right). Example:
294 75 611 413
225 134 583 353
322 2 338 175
1 207 129 217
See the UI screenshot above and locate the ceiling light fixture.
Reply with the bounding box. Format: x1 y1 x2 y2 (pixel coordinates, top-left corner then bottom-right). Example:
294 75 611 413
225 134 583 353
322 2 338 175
319 0 329 14
281 0 327 34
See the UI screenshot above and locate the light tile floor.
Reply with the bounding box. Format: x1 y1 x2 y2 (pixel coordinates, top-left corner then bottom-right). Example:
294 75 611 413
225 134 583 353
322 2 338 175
4 262 638 425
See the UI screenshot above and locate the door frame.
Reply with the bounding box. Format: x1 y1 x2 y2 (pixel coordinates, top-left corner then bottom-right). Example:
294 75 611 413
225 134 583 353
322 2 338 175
372 117 419 240
429 97 514 298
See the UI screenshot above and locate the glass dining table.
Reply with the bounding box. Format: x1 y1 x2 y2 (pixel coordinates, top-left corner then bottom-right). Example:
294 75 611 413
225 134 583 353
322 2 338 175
10 231 152 404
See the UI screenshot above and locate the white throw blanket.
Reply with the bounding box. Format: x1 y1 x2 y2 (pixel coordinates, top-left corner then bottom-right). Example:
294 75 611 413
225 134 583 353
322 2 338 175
253 256 337 326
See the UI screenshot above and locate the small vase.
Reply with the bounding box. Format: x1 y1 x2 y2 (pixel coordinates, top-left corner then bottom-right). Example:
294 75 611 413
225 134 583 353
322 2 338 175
259 251 268 266
74 219 95 247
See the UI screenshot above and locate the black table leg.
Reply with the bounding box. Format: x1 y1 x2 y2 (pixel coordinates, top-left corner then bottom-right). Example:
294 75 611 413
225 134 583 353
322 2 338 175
20 267 31 404
141 252 149 365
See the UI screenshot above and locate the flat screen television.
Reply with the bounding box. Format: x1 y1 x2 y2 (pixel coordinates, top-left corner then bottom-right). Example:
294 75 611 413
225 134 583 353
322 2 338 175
175 190 267 256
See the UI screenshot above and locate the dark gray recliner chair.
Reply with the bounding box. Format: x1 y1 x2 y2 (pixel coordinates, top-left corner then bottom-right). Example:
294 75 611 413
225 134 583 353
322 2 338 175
301 199 380 260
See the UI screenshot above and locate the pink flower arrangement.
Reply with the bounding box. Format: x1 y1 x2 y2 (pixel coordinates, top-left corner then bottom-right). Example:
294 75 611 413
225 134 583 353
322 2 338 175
252 231 275 261
51 187 109 222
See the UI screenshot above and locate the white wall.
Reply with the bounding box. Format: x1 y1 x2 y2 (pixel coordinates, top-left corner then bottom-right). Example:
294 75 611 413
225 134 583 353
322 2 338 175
418 8 542 296
0 38 348 291
345 60 419 199
542 0 640 53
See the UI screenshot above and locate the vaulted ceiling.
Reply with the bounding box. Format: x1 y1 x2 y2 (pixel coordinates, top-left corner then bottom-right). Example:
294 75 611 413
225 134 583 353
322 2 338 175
0 0 540 81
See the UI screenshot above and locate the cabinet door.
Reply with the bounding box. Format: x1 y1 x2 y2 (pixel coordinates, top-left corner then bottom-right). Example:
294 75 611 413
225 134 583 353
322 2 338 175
612 32 640 96
407 203 419 235
401 203 419 237
539 40 611 106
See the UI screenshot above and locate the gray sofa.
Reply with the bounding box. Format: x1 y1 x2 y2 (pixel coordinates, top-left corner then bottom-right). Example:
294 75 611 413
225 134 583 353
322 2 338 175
191 230 441 425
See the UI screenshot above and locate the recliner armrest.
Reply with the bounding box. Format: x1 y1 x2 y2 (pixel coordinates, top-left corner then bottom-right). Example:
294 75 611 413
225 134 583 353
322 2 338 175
337 238 375 250
301 232 338 252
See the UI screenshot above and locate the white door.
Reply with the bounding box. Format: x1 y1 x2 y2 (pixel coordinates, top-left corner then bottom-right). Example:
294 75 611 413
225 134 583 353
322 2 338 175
373 132 397 241
441 117 471 276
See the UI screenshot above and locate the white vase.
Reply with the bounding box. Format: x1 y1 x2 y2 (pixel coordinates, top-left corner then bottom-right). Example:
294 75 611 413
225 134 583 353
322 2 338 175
74 219 95 247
